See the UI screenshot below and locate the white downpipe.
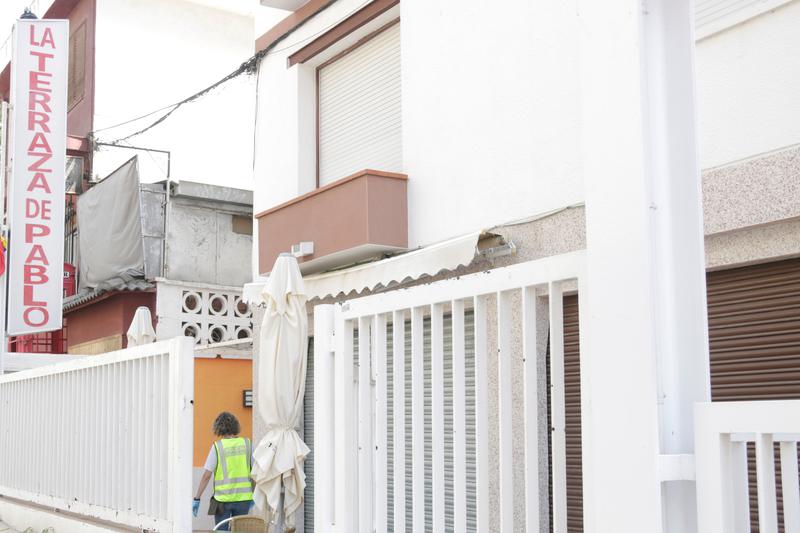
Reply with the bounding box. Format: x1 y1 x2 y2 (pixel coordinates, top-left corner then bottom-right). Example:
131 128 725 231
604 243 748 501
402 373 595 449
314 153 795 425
641 1 711 531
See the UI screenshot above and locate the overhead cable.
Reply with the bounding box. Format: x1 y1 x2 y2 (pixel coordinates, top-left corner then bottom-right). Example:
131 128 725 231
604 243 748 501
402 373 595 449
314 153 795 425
95 0 377 146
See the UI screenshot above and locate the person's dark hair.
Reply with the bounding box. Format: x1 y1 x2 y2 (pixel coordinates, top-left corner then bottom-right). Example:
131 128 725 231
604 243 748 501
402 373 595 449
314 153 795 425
212 411 241 437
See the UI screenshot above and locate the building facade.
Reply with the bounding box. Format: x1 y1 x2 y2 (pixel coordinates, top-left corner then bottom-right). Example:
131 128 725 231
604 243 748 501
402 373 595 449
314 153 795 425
247 0 800 532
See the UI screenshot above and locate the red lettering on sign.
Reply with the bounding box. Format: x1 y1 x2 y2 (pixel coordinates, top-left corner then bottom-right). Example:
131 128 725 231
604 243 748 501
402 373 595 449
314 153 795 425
23 307 48 327
26 153 52 173
29 51 53 71
24 264 48 285
27 132 52 154
25 198 52 220
27 110 50 133
27 172 52 193
25 223 50 243
28 91 51 113
23 284 46 306
24 244 49 266
28 71 52 92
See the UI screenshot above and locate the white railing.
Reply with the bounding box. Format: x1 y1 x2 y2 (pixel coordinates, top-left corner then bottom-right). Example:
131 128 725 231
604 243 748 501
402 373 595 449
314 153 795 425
313 250 586 533
695 400 800 533
0 337 194 532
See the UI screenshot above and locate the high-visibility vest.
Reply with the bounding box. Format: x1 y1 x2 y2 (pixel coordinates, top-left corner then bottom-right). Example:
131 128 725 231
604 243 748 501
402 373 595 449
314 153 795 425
213 437 254 502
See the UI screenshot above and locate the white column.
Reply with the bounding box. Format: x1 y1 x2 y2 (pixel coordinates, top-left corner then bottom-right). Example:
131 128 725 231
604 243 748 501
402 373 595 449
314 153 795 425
0 101 9 375
313 305 336 533
579 0 710 532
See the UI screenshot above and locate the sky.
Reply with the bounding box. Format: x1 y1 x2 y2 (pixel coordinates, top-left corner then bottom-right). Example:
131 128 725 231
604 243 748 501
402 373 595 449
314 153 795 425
0 1 50 64
0 0 285 190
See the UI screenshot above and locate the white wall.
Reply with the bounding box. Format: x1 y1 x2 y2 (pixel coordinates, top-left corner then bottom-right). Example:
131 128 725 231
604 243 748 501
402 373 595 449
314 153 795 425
252 0 585 271
695 0 800 169
92 0 257 189
400 1 583 247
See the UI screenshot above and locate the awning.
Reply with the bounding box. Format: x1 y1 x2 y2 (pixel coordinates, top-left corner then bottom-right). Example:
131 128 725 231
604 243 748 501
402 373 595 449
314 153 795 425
243 230 488 303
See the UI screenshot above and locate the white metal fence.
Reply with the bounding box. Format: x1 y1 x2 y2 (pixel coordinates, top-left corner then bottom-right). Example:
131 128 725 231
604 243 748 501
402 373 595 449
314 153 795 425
695 400 800 533
0 337 194 532
313 250 585 533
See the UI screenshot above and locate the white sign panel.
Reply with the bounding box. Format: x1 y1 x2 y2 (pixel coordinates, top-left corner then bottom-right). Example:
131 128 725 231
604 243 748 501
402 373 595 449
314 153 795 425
7 19 68 335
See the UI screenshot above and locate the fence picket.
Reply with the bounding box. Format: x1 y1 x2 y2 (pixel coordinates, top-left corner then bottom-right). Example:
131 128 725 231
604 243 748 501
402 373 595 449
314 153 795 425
522 286 540 532
358 315 374 532
431 303 446 532
393 310 407 533
756 433 779 533
411 306 425 533
780 441 800 533
374 313 389 533
498 290 514 531
474 295 490 533
452 298 467 533
549 282 567 533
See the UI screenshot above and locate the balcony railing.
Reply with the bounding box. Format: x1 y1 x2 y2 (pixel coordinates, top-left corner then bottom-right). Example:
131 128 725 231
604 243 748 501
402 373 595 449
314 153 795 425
256 169 408 275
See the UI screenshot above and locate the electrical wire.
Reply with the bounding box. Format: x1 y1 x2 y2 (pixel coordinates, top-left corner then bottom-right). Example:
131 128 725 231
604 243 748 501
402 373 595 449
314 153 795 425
95 0 372 146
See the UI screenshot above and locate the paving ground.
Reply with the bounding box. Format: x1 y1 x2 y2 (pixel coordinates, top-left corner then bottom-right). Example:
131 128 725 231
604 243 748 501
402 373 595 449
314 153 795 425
0 521 20 532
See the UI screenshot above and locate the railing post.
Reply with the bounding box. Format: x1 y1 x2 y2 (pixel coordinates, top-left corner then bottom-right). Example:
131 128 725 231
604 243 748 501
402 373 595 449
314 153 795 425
333 304 356 532
694 403 726 533
167 336 194 533
314 304 336 533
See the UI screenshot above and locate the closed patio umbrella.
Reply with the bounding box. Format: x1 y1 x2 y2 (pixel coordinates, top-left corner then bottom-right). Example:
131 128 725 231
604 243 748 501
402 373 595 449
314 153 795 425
252 254 309 531
126 306 156 346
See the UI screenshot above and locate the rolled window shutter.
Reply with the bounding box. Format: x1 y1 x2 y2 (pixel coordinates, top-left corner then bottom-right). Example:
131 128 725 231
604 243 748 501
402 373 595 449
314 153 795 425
318 22 401 186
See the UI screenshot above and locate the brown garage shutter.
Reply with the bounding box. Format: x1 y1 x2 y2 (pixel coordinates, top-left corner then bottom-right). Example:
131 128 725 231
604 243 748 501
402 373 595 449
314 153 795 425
548 295 583 532
707 257 800 532
564 295 583 532
707 258 800 401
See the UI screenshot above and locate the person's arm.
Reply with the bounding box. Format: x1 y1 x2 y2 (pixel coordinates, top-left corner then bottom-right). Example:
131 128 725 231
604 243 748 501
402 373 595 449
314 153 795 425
195 469 212 500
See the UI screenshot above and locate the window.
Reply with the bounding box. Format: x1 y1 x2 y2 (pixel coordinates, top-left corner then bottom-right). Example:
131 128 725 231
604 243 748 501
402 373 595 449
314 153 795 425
68 22 86 110
232 215 253 235
317 21 401 186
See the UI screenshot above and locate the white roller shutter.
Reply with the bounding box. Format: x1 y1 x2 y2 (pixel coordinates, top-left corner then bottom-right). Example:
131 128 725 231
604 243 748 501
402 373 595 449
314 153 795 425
318 22 401 186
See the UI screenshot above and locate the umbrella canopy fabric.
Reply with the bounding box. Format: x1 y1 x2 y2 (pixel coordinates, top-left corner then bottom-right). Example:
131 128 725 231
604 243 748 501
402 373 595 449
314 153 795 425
252 254 310 529
126 306 156 346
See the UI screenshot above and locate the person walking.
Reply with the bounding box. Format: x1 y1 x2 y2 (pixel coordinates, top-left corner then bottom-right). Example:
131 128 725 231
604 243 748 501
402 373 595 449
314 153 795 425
193 412 254 530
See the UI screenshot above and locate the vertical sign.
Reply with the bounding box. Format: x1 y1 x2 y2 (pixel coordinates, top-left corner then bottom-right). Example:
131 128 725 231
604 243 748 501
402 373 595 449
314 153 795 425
7 19 68 335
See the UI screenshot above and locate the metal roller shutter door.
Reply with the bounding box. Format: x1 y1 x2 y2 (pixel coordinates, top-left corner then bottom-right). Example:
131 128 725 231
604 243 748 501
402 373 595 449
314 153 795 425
549 295 583 532
318 22 402 186
303 339 314 533
707 257 800 532
350 312 476 532
564 295 583 532
707 258 800 402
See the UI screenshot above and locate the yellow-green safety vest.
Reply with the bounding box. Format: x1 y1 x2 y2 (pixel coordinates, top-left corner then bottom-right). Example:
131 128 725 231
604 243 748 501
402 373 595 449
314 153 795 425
213 437 254 502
